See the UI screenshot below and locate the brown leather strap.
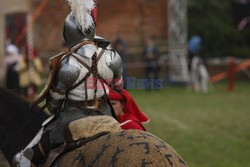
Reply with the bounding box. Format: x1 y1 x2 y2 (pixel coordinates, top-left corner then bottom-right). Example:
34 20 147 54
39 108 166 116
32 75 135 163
71 54 92 71
92 53 98 101
65 48 107 109
38 142 46 157
68 53 93 93
61 41 96 92
69 41 95 53
97 75 108 96
67 49 106 92
67 71 91 92
43 143 67 167
67 99 106 108
70 49 105 75
67 100 94 108
84 79 88 108
31 41 95 108
97 49 105 62
97 74 109 87
58 40 92 66
65 131 110 153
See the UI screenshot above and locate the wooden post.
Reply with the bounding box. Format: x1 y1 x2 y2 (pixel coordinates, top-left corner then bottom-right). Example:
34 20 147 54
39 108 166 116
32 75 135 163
228 57 236 92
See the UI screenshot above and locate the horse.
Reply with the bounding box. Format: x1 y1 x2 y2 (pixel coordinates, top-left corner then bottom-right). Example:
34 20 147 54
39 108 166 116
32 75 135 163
0 88 187 167
0 87 48 164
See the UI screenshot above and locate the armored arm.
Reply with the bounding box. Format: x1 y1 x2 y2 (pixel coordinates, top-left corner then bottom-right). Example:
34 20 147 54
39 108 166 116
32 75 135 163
47 59 80 113
108 50 123 87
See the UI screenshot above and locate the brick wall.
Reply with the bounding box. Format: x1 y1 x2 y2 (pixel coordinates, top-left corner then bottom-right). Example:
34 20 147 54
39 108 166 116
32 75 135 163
32 0 168 77
97 0 169 77
0 0 27 71
32 0 69 58
97 0 168 45
33 0 168 56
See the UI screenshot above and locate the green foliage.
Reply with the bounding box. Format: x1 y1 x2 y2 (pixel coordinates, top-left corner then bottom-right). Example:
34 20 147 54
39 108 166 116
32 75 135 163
188 0 250 58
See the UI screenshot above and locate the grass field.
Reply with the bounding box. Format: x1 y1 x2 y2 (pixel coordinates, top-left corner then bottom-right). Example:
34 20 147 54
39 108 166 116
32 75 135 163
1 81 249 167
130 81 250 167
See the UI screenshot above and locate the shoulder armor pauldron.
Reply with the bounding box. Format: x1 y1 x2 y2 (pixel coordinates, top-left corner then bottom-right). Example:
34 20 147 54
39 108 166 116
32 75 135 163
56 58 80 90
94 37 111 49
109 50 123 80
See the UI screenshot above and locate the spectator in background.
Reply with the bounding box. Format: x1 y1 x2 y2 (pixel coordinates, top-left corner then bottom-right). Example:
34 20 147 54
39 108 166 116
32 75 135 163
188 35 209 93
29 49 43 95
109 89 149 131
113 33 128 89
190 56 209 93
18 47 29 96
188 35 202 71
2 44 20 93
142 36 160 90
18 47 43 99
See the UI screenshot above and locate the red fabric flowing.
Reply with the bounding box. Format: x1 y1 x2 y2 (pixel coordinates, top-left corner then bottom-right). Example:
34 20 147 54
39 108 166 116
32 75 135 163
91 1 98 24
109 90 149 128
118 114 146 131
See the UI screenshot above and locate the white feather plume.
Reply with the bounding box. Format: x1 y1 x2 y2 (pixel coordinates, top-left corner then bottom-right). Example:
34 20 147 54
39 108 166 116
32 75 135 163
66 0 96 32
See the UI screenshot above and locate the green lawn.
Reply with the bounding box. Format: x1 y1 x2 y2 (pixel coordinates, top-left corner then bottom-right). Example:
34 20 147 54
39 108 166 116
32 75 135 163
130 81 250 167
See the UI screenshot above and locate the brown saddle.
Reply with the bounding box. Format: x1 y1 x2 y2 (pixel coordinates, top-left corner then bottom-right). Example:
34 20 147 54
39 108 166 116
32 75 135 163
43 116 121 167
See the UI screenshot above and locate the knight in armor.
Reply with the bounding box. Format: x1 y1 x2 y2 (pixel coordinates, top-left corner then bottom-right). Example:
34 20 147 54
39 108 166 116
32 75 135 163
13 0 122 166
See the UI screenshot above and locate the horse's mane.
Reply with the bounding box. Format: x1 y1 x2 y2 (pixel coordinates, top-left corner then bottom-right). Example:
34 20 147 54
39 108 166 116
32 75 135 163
0 87 48 163
0 87 31 112
0 88 36 144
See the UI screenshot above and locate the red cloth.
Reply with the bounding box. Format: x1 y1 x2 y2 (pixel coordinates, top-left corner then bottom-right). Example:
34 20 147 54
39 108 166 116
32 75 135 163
91 4 98 24
119 114 146 131
109 89 149 131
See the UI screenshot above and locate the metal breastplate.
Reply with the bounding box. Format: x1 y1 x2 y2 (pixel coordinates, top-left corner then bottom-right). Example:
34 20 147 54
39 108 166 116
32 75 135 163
66 47 114 101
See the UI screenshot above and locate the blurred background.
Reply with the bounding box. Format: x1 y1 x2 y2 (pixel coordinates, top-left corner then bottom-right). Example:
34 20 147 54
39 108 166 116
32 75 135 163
0 0 250 166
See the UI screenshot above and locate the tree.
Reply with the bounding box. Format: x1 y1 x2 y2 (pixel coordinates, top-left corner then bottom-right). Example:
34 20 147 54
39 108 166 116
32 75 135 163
188 0 250 58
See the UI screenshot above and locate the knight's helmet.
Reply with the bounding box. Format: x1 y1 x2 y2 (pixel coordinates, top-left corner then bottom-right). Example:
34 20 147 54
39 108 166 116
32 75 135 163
63 0 98 48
